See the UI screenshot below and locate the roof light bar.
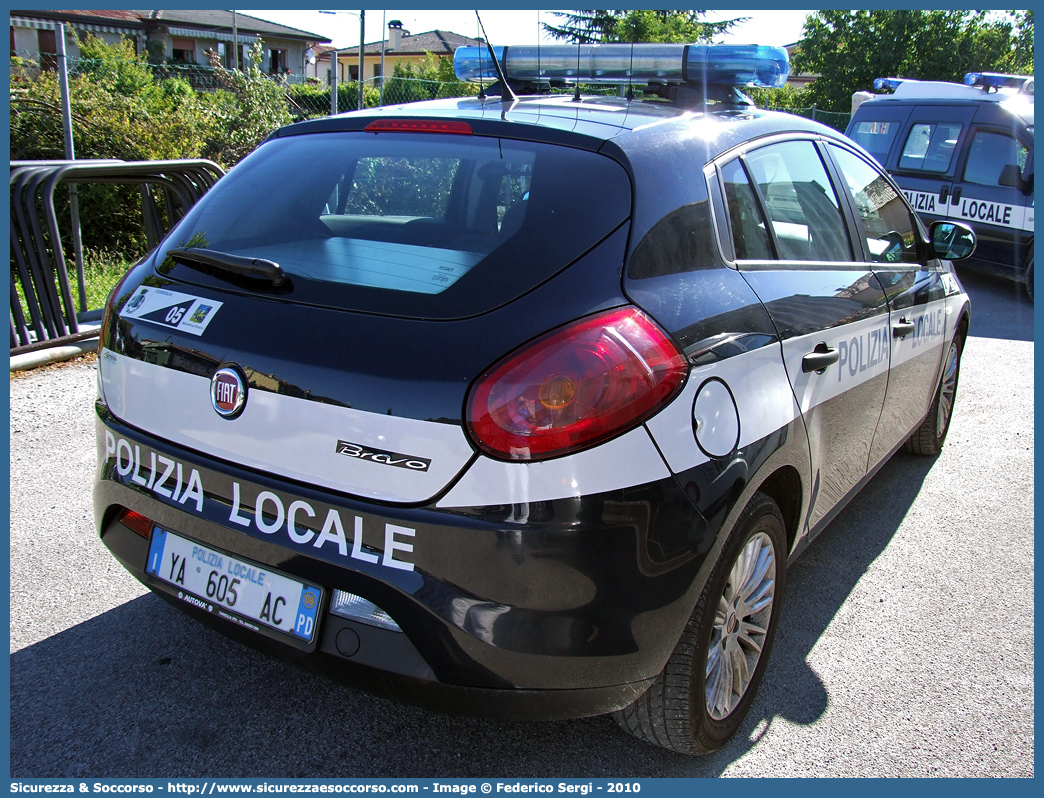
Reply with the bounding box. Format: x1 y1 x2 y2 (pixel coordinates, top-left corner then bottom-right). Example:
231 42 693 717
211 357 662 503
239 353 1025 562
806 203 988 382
964 72 1033 92
453 43 789 89
873 77 909 92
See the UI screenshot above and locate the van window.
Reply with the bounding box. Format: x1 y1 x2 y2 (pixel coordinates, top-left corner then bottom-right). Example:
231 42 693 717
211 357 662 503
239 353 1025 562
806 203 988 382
898 122 963 173
962 130 1029 186
848 120 900 164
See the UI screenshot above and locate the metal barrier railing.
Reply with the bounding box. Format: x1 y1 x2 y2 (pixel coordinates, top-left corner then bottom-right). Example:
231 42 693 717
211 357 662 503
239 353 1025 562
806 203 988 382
10 159 224 353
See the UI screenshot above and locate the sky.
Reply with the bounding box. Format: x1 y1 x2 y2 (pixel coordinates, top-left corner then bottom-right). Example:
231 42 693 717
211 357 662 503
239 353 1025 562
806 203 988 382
237 9 815 51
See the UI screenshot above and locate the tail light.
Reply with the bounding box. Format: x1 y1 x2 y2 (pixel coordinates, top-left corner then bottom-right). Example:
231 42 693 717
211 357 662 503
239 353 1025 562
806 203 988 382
467 307 687 461
118 509 154 538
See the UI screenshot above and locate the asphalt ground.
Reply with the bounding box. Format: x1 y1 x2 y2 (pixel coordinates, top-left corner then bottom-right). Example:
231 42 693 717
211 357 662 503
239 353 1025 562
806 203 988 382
8 269 1034 778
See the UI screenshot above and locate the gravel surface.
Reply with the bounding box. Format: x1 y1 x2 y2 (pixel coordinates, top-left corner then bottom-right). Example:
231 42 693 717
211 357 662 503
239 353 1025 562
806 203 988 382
9 271 1033 778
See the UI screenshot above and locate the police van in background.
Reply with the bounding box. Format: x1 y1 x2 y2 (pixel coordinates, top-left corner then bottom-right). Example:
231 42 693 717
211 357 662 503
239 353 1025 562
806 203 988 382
847 73 1034 298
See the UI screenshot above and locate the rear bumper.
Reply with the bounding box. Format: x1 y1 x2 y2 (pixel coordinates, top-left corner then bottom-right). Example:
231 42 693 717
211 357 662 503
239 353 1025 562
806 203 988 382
94 407 713 720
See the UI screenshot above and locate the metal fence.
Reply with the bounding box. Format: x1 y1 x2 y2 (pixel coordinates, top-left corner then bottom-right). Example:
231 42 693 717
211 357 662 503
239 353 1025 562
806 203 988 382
10 159 223 352
766 104 851 133
11 50 482 118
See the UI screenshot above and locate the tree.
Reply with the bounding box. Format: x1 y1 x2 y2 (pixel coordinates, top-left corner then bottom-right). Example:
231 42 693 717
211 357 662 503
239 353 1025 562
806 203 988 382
544 10 743 44
202 40 292 164
793 10 1035 112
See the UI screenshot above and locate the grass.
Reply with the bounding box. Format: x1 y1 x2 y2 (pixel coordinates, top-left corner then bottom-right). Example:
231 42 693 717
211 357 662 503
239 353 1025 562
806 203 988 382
13 248 132 336
79 248 132 311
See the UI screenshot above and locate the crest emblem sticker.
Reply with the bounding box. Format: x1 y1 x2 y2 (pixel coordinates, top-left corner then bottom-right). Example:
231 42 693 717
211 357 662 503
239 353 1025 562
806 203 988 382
211 367 247 419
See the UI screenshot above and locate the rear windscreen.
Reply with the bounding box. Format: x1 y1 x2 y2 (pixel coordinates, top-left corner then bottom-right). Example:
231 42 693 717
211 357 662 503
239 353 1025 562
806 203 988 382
848 120 901 165
156 132 631 318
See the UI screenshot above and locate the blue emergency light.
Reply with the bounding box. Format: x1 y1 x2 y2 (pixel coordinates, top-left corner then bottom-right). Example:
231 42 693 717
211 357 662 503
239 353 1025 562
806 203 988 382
453 43 789 90
964 72 1033 92
873 77 908 92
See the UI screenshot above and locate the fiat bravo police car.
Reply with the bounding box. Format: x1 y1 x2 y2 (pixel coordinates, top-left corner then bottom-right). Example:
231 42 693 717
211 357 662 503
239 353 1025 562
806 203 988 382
94 43 974 755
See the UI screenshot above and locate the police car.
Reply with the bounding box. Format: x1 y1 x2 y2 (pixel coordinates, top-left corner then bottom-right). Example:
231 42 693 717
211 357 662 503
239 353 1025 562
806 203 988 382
94 43 974 755
847 72 1033 298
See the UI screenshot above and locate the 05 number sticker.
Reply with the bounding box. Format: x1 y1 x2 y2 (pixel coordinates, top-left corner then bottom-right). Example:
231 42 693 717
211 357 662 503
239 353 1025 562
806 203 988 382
120 286 223 336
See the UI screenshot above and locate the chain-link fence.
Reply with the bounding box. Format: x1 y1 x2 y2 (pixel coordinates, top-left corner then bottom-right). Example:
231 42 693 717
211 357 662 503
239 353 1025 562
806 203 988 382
765 104 852 133
11 49 484 125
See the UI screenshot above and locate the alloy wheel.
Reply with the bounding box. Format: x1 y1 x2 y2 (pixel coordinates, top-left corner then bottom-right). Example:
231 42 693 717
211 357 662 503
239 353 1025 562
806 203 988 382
705 530 776 720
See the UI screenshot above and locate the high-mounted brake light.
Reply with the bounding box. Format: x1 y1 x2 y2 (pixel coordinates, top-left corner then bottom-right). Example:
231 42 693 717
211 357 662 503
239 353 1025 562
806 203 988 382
453 43 789 90
364 119 473 134
466 307 687 461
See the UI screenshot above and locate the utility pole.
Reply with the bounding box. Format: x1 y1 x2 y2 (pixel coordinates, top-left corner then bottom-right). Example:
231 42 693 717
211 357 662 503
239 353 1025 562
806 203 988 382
379 9 386 105
358 10 365 111
232 10 238 69
330 48 338 114
55 24 86 316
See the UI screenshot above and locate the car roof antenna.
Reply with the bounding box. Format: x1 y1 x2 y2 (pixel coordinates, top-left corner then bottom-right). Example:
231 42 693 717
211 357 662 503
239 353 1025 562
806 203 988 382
573 39 582 102
475 11 517 104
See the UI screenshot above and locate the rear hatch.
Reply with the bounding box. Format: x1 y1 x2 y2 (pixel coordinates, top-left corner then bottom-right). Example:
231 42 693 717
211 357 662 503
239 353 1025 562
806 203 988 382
99 126 633 504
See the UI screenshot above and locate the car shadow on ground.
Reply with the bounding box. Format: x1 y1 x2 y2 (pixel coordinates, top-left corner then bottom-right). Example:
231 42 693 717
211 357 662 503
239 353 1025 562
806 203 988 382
698 449 940 772
955 268 1034 342
10 450 938 779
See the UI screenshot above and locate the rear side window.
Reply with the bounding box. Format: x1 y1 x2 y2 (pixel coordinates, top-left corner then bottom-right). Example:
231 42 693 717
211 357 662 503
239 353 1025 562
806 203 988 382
899 122 963 173
848 120 900 164
740 140 852 262
157 132 629 318
721 159 773 260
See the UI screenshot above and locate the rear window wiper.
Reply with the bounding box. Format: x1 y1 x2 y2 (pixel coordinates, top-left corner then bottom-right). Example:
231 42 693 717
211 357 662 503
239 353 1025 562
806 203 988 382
166 247 287 287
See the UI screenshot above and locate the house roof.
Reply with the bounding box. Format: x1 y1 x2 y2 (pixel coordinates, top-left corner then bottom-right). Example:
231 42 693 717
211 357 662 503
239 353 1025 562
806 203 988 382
333 29 483 57
12 9 329 42
12 9 146 29
135 10 327 42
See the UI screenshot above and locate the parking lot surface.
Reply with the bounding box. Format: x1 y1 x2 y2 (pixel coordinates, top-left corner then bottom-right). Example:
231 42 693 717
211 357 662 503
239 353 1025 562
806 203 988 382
9 270 1033 777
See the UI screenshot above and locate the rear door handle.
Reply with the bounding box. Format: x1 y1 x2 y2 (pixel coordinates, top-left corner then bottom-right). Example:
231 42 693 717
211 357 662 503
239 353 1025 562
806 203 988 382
951 186 963 205
802 342 840 374
893 318 916 338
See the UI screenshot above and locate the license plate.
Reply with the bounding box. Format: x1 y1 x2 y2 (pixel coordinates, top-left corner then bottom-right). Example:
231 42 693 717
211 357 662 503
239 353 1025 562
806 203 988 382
145 528 322 643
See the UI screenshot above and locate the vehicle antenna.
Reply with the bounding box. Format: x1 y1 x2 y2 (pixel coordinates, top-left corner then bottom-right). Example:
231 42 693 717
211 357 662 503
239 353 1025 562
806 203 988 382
476 15 486 100
573 38 582 102
626 35 635 101
475 11 517 103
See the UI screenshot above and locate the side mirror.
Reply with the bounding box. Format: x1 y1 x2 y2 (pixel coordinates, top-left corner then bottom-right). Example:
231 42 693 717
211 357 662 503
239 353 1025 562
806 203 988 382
997 163 1030 193
928 221 976 262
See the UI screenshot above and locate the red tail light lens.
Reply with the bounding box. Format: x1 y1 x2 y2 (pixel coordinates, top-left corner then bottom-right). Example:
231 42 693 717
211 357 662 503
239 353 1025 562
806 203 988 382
467 307 687 461
118 509 154 539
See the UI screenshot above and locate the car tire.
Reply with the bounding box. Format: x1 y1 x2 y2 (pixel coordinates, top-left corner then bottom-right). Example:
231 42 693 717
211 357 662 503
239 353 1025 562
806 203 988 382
612 492 786 754
904 334 962 456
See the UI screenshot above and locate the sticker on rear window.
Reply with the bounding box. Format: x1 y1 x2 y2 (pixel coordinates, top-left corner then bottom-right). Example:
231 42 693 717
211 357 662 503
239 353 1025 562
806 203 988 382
120 287 222 336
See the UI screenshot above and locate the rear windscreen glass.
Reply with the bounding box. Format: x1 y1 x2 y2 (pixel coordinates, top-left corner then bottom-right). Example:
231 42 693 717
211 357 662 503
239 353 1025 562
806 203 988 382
156 132 631 318
848 120 900 164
